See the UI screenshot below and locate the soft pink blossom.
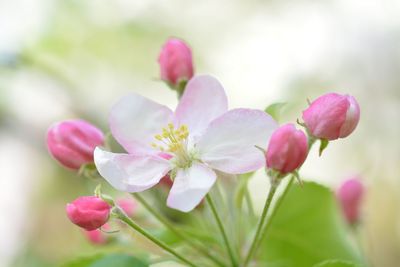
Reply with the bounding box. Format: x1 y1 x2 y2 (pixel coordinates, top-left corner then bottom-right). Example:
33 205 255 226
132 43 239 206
83 223 110 245
158 38 194 86
66 196 111 230
302 93 360 140
266 124 308 174
116 197 137 217
337 177 365 224
47 119 104 169
94 75 277 212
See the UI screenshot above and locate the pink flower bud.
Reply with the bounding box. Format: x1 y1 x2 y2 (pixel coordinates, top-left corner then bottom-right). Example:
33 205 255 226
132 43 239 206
66 196 111 231
47 119 104 170
302 93 360 140
266 124 308 174
116 197 137 217
83 223 110 245
158 38 194 86
337 177 364 225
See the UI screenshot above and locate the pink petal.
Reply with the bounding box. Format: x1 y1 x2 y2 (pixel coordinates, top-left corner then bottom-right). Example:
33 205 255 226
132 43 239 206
167 163 216 212
173 75 228 139
94 147 171 192
196 108 278 174
110 93 173 154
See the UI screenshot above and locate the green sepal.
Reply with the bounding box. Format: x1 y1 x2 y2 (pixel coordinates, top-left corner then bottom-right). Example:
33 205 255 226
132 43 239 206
264 102 286 122
163 79 188 99
78 163 101 180
292 170 303 187
319 138 329 156
94 184 115 206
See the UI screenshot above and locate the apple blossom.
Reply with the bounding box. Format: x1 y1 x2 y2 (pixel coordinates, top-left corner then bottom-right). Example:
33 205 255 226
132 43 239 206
94 75 277 212
266 124 308 174
302 93 360 140
158 38 194 86
337 177 365 224
66 196 111 230
47 119 104 170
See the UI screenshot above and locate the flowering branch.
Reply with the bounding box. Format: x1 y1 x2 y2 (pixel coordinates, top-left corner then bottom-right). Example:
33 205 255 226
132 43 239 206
47 38 363 267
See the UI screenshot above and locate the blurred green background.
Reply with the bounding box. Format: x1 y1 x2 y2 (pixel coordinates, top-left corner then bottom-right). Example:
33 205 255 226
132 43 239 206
1 0 399 266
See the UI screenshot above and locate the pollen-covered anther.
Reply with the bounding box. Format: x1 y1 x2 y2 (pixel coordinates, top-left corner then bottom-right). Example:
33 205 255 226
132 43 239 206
152 124 189 153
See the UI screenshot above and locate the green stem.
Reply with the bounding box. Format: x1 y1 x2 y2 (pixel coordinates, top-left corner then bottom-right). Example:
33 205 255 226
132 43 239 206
245 189 256 219
243 178 280 267
132 193 226 267
251 177 294 261
113 207 198 267
206 194 238 267
242 132 317 265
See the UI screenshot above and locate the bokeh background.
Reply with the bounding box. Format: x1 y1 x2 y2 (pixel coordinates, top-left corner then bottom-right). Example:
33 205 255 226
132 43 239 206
1 0 399 266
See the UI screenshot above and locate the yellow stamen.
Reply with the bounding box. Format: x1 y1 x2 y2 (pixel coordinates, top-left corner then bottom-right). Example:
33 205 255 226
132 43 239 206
152 124 190 155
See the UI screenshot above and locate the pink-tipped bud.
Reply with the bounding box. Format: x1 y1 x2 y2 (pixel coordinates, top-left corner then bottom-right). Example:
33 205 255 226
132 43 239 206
302 93 360 140
66 196 111 231
266 124 308 174
116 197 137 217
83 223 110 245
337 177 364 225
47 119 104 170
158 38 194 86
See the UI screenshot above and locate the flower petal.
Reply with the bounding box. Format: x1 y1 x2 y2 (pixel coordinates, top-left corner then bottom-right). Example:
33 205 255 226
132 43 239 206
110 93 173 154
196 108 278 174
173 75 228 138
167 163 216 212
94 147 171 192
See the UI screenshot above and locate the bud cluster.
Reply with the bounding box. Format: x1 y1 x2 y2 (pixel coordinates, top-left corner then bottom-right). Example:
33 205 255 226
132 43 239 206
264 93 360 181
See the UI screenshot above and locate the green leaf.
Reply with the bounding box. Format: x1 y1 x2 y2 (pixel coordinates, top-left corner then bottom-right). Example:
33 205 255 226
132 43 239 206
313 259 361 267
265 102 286 122
62 254 149 267
90 254 148 267
61 254 102 267
259 182 365 267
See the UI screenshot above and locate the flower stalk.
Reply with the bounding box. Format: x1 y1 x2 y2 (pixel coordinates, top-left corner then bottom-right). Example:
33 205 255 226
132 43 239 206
113 206 198 267
132 193 226 267
243 132 318 265
243 176 281 267
206 194 238 267
249 176 295 263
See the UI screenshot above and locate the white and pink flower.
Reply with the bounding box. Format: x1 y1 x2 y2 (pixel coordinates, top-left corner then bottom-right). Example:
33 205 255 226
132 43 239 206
94 75 277 212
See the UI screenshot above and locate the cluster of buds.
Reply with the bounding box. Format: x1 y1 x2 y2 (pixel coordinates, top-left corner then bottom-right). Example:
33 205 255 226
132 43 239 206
46 37 364 251
264 93 360 182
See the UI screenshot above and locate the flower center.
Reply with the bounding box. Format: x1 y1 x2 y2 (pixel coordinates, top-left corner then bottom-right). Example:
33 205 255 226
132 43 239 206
151 123 194 168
